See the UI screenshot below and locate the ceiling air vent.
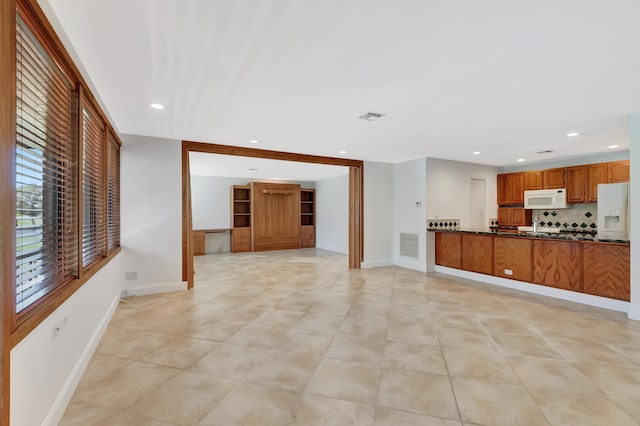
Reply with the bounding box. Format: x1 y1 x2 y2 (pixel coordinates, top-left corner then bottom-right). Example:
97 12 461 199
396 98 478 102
536 150 553 154
358 112 385 121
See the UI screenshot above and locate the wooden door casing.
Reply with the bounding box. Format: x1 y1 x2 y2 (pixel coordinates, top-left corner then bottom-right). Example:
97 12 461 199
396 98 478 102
251 182 301 251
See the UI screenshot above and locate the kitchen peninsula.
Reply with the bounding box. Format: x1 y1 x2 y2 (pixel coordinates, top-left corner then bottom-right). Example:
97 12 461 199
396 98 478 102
430 228 630 301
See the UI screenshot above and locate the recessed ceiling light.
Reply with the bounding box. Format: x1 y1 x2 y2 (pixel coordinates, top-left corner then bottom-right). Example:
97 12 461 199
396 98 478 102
517 158 525 162
608 145 620 149
566 132 580 137
249 139 259 144
473 151 481 155
339 150 347 154
150 103 164 110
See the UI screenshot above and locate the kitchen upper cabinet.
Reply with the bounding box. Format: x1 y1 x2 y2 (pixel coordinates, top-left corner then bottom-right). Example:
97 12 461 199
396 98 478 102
497 174 510 205
525 171 543 190
497 172 525 205
497 207 531 227
566 166 586 203
587 163 608 202
510 173 525 204
609 160 630 183
543 168 565 189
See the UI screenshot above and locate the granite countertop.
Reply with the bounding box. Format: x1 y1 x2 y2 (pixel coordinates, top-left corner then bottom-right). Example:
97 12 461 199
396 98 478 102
428 228 630 244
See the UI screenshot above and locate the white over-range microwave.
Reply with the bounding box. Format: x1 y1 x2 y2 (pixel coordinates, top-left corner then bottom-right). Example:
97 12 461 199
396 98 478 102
524 188 568 209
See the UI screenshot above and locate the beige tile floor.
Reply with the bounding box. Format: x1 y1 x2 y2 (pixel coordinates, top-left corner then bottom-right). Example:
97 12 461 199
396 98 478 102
61 248 640 426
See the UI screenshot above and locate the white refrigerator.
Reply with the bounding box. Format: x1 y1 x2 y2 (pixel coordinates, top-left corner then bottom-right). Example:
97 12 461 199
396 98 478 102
597 183 630 240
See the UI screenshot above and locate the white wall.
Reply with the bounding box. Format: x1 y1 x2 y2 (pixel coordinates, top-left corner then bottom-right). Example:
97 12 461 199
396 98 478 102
191 176 247 229
393 158 427 272
120 134 185 295
11 255 122 426
363 162 394 267
425 157 499 228
629 112 639 321
315 174 349 254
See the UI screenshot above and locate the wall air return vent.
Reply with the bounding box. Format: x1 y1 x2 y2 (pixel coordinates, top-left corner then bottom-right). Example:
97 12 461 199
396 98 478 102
358 112 385 121
400 233 419 258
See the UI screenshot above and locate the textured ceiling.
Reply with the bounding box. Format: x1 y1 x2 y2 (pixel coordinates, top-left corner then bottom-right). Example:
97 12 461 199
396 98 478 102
44 0 640 166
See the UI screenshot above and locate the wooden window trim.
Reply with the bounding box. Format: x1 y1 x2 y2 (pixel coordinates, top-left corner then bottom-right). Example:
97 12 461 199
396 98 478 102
9 0 123 346
181 141 365 288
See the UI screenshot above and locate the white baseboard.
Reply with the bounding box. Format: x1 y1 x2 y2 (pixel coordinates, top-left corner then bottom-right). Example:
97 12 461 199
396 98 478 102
434 266 630 313
394 257 427 273
315 243 348 255
628 304 640 321
121 281 187 298
44 293 120 426
361 259 394 269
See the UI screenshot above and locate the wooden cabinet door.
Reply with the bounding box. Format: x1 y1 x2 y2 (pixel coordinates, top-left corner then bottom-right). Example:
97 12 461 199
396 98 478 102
497 207 512 226
193 231 205 256
231 228 251 252
462 234 493 274
525 171 543 190
494 237 532 281
543 168 565 189
497 174 510 205
566 166 586 203
609 160 630 183
583 244 630 301
533 240 583 291
435 232 462 268
587 163 608 202
510 173 525 205
300 225 315 248
510 208 531 226
251 182 301 251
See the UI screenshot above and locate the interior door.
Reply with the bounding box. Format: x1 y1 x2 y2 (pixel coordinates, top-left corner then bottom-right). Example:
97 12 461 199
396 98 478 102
252 182 301 251
470 178 486 229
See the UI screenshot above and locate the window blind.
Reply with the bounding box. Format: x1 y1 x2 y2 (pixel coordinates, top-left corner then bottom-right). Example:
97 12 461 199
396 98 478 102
81 100 105 267
15 14 77 313
107 133 120 252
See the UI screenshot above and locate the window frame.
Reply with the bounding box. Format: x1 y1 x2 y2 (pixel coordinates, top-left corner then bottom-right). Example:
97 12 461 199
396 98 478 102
9 0 122 347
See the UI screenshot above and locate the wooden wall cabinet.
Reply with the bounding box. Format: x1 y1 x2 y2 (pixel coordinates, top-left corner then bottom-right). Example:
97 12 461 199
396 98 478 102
566 166 586 203
583 244 630 301
497 172 525 206
462 234 493 274
609 160 630 183
533 240 582 292
525 171 543 191
587 163 608 202
251 182 301 251
543 168 565 189
497 207 532 227
494 237 532 281
435 232 462 269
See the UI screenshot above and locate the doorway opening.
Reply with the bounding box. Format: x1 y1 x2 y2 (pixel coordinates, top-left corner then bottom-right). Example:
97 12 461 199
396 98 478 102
470 178 486 229
181 141 364 288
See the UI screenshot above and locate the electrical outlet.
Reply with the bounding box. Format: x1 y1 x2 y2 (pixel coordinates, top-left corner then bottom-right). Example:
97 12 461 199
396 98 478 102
125 272 138 281
504 269 513 276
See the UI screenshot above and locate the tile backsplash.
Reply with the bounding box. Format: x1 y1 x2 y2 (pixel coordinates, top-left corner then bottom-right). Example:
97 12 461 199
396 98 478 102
533 203 597 232
427 218 460 231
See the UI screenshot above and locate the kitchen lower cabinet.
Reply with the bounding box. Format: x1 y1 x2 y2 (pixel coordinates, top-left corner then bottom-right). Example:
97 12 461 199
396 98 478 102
494 237 532 281
435 232 462 268
533 240 583 292
583 244 630 301
433 231 630 302
462 234 493 274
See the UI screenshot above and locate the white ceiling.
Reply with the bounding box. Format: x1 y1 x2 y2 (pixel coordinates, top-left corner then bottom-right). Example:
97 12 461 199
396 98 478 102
189 152 348 181
44 0 640 166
